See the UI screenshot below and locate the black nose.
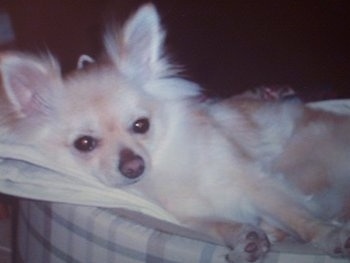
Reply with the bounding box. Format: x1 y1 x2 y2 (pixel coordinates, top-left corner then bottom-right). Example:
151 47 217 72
118 148 145 179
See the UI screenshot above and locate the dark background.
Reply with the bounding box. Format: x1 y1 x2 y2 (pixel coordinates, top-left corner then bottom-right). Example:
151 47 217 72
1 0 350 100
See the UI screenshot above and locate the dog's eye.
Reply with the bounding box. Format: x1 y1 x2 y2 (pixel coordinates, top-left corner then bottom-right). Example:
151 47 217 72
132 118 150 134
74 136 98 152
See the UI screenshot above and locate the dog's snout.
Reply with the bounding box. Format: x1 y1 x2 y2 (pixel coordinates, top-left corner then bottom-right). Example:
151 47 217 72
118 148 145 179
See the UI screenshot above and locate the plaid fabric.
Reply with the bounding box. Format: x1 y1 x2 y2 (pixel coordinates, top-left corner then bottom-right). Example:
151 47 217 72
15 199 350 263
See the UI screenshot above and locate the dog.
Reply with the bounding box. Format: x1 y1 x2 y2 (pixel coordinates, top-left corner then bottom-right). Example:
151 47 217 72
1 4 350 262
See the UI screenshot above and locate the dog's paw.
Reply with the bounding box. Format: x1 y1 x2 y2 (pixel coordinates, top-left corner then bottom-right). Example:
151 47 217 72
225 225 270 263
316 227 350 257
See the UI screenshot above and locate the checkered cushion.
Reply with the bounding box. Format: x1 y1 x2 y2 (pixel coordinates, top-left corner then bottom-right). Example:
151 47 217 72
14 199 350 263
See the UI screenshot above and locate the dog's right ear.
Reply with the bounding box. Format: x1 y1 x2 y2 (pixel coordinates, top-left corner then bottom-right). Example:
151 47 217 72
0 52 61 117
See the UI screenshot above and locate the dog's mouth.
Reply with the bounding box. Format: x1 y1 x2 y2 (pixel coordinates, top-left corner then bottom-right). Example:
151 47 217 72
118 148 145 180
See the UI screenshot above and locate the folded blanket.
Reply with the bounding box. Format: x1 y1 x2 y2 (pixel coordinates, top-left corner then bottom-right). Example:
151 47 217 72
0 143 177 223
1 99 350 232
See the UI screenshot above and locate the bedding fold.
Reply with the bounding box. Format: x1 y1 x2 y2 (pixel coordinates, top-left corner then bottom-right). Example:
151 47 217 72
0 143 177 223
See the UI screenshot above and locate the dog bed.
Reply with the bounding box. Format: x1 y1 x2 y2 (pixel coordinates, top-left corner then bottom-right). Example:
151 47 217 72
13 199 350 263
1 100 350 263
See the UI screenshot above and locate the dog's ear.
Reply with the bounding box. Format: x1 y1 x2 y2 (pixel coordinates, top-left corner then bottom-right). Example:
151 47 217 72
105 4 169 79
104 4 202 99
0 52 61 117
77 54 95 69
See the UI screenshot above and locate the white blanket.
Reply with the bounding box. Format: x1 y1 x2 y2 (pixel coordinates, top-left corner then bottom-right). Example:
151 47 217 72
0 143 177 223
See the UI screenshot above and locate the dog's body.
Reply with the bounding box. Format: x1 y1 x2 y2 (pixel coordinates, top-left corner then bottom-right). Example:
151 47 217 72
1 4 350 262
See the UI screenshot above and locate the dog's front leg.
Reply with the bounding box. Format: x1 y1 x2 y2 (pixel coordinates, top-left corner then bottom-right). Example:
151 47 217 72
250 185 350 257
183 219 270 263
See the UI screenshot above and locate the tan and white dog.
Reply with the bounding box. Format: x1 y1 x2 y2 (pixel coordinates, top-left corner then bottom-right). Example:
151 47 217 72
1 4 350 262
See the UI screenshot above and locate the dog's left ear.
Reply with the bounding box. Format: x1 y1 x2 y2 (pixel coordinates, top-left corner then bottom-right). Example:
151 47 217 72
105 4 168 79
105 4 202 99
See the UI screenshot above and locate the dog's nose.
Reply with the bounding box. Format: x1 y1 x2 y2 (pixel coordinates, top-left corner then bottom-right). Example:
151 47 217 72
118 148 145 179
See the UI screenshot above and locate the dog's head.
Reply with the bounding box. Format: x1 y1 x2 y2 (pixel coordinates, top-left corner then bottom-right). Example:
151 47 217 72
0 4 201 186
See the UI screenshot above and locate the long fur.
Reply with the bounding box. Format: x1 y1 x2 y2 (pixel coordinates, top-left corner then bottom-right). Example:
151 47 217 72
1 4 350 262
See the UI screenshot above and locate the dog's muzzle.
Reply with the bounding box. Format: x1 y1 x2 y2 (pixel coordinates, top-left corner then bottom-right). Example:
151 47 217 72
118 148 145 179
